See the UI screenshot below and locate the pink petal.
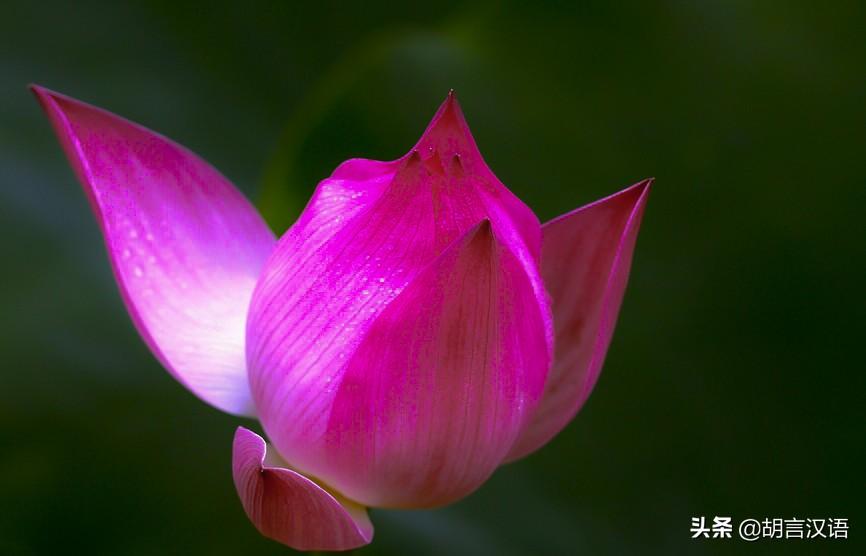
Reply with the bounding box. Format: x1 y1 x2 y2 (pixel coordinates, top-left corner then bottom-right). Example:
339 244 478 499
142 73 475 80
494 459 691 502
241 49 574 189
232 427 373 551
320 221 550 507
507 179 652 461
32 86 276 416
247 95 552 506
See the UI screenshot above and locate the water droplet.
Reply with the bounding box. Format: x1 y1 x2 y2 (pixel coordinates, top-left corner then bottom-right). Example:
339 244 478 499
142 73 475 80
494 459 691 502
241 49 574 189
133 266 144 278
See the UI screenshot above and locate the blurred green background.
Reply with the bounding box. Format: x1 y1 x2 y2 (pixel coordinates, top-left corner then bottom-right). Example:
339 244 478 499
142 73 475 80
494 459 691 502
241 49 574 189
1 1 863 554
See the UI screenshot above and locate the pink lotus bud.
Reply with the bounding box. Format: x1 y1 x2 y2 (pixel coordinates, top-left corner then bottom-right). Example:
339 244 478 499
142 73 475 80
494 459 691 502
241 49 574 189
33 86 650 551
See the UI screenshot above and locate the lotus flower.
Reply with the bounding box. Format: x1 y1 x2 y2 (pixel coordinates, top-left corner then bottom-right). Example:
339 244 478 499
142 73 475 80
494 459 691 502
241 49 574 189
32 84 651 551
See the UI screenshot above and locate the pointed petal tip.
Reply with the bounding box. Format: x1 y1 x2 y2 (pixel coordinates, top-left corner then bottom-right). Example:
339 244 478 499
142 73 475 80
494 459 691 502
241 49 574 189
457 218 495 254
442 88 462 114
472 217 491 232
29 84 75 111
631 178 653 209
546 178 653 229
624 177 653 196
232 427 374 551
636 177 654 193
28 83 52 98
425 89 467 135
394 149 426 181
29 84 61 116
627 177 653 207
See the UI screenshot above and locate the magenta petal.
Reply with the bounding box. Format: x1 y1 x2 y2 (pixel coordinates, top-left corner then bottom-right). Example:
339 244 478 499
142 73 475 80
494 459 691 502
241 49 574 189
253 221 550 508
32 86 276 416
507 180 652 461
232 427 373 551
247 94 553 504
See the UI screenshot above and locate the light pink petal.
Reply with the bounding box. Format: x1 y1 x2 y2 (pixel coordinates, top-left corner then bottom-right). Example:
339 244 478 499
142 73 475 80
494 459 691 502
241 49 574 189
232 427 373 551
32 86 276 416
247 95 552 507
507 179 652 461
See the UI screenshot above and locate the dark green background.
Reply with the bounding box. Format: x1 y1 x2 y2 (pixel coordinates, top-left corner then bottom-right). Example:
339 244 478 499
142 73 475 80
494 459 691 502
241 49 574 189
1 1 863 554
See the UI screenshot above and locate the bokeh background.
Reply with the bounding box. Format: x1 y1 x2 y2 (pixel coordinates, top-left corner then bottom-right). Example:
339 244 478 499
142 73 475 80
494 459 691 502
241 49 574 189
1 1 863 554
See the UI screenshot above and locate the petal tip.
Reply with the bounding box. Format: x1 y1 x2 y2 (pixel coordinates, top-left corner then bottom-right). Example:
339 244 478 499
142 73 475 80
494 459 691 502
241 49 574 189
29 84 78 114
27 82 45 96
625 177 653 197
444 88 461 111
29 84 62 119
28 83 54 99
636 177 654 194
473 217 492 236
420 89 469 144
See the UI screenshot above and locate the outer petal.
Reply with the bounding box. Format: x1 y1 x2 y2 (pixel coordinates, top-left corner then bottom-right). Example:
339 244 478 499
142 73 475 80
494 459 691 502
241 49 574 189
507 180 652 461
247 95 552 507
32 86 276 416
321 221 549 507
232 427 373 551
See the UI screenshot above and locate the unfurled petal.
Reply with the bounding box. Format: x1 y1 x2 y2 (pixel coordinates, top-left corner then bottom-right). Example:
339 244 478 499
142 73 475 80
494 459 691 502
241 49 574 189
507 180 652 461
247 95 552 507
232 427 373 551
32 86 275 416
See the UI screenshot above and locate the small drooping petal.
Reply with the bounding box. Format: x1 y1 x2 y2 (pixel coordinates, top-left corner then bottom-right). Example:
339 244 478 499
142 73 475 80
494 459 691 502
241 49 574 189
246 94 552 507
507 180 652 461
32 86 275 416
232 427 373 551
